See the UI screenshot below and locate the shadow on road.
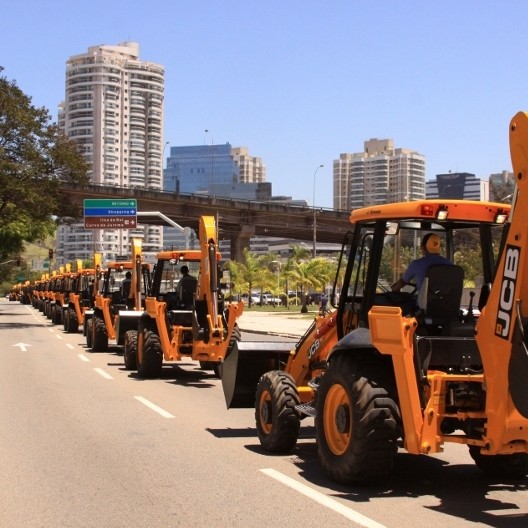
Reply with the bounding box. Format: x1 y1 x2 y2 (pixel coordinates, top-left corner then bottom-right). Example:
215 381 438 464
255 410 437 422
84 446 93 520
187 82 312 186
206 425 527 526
0 321 48 329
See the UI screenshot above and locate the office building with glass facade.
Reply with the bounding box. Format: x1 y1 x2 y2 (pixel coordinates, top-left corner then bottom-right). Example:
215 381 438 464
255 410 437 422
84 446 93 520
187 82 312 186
426 172 489 200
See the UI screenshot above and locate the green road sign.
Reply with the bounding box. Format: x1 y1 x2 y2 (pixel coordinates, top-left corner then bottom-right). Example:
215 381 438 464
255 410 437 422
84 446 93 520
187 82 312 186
83 198 137 229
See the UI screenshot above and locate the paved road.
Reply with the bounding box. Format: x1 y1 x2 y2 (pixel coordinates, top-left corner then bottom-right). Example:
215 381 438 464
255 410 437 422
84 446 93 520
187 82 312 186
1 299 527 528
237 309 316 338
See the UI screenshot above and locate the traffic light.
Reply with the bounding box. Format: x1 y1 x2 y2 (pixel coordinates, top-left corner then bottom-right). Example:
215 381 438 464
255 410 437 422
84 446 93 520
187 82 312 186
48 249 54 260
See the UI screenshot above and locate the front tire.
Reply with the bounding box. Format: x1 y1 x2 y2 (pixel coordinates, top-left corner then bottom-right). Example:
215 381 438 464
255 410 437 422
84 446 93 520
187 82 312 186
67 309 79 333
137 326 163 379
91 315 108 351
255 370 300 452
86 318 93 348
124 330 138 370
52 305 62 325
315 354 401 484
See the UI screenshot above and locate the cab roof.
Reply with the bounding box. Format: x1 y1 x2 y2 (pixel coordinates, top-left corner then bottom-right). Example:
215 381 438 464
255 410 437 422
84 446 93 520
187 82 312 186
350 199 510 228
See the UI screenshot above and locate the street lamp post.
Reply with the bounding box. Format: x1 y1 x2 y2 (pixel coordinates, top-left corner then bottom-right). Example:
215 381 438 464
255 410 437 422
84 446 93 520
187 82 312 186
204 129 214 186
312 164 324 258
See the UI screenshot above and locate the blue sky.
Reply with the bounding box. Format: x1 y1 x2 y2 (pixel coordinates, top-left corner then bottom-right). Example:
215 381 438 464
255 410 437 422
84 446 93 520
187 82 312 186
2 1 527 208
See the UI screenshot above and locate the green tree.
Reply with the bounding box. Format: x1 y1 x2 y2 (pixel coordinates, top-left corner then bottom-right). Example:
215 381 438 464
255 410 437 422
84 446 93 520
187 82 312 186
226 248 269 307
0 68 89 263
293 257 334 313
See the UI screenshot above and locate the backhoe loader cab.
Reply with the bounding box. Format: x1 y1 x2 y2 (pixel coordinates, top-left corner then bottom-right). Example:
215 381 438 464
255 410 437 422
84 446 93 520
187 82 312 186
130 215 244 378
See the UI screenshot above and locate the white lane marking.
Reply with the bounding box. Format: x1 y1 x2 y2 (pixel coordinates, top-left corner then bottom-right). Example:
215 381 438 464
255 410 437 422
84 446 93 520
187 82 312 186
134 396 175 418
48 328 55 333
66 344 74 350
55 333 63 339
78 354 90 362
12 343 31 352
260 468 386 528
94 368 113 379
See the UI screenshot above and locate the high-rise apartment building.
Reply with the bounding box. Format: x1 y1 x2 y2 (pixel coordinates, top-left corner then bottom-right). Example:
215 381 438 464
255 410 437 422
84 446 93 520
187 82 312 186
56 41 165 263
426 172 489 200
333 139 426 210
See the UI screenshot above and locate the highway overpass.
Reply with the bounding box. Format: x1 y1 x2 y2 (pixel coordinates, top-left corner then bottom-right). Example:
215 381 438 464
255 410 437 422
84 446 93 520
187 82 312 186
61 183 353 260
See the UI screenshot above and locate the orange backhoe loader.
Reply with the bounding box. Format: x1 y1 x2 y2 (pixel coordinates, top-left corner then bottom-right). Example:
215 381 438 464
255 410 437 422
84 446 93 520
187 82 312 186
63 257 100 333
49 264 74 325
127 215 243 378
84 239 151 352
222 112 528 484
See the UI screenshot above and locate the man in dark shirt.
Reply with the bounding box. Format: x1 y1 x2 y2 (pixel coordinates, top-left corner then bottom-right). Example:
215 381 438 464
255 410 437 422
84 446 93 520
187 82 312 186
176 265 198 309
120 271 132 300
391 233 452 292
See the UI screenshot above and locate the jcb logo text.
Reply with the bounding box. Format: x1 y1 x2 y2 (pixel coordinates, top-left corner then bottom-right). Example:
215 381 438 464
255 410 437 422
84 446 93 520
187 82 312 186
495 245 519 338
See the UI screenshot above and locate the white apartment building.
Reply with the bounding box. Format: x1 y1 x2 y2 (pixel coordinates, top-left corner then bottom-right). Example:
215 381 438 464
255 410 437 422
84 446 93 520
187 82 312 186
231 147 266 183
56 41 165 264
333 139 426 211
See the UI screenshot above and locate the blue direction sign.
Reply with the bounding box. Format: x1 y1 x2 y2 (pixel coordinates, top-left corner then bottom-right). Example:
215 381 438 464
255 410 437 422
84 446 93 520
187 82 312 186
83 199 137 229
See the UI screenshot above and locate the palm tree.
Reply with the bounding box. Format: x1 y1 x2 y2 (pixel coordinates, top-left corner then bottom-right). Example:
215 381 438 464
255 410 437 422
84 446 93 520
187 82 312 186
226 248 269 307
294 258 332 312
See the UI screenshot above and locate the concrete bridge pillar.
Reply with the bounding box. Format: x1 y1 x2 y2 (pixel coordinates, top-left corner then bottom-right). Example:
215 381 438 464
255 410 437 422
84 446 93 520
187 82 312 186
229 224 255 262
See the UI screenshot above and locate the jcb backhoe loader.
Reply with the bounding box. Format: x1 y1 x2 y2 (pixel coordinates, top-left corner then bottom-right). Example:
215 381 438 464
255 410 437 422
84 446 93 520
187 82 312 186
63 257 100 333
129 215 244 378
49 264 74 325
84 239 151 352
222 113 528 484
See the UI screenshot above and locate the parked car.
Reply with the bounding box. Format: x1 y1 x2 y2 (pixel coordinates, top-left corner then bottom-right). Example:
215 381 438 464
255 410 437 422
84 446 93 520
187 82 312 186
261 294 282 306
241 294 260 305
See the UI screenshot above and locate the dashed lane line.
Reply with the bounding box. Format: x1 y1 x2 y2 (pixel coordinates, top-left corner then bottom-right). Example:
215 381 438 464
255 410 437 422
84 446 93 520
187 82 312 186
134 396 175 418
260 468 386 528
94 367 113 380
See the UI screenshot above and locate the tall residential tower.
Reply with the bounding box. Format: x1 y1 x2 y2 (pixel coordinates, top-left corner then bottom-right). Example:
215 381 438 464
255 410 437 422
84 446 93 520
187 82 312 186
333 138 426 210
57 41 165 263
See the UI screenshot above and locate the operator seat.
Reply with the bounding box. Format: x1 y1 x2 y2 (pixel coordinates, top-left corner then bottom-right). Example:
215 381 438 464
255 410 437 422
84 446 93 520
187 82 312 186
416 264 465 335
179 276 198 310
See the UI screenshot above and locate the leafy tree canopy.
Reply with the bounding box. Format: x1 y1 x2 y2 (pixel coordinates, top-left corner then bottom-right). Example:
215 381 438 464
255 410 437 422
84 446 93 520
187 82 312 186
0 67 89 261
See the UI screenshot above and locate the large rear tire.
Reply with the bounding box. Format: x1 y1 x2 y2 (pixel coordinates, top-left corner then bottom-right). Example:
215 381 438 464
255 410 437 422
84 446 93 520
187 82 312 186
469 446 528 478
137 327 163 379
255 370 301 453
124 330 138 370
315 354 401 484
92 315 108 352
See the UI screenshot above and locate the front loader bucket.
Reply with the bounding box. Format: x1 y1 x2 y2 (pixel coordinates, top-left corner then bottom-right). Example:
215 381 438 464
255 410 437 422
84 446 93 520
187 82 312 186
222 341 294 408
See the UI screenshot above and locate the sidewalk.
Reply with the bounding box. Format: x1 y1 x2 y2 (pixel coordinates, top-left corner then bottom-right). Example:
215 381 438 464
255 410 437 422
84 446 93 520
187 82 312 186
237 310 316 339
